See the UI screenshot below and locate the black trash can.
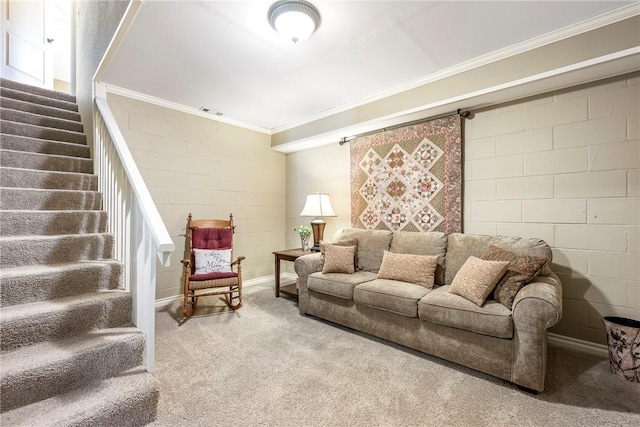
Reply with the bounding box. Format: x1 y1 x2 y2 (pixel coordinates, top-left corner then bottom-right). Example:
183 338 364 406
602 316 640 382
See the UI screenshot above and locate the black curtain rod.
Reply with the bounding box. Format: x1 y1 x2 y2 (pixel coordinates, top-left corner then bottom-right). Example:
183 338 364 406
339 109 470 145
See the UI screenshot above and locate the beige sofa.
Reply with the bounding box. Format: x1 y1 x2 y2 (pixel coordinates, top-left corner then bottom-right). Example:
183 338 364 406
294 228 563 392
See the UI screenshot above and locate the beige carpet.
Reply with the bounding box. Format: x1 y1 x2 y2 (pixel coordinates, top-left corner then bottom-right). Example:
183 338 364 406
152 281 640 426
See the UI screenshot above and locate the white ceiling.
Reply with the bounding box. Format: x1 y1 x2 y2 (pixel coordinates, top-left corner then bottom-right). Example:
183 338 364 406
102 0 634 133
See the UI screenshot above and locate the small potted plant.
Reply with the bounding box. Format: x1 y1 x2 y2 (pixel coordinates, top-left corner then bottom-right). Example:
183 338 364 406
294 225 312 251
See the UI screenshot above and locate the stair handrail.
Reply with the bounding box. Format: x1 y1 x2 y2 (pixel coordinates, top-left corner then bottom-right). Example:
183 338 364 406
94 94 174 264
93 83 174 372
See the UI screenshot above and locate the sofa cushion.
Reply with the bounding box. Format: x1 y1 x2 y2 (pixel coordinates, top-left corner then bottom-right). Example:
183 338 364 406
480 245 550 308
333 228 393 272
390 231 448 285
322 244 356 274
445 233 552 286
448 256 510 306
419 286 513 338
377 250 439 288
354 279 431 318
308 271 377 300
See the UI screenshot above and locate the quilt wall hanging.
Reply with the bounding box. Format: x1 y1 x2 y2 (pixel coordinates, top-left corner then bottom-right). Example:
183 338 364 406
350 115 462 233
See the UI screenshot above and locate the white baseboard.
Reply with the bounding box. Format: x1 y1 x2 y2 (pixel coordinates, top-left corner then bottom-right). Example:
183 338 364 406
548 332 608 358
154 274 278 309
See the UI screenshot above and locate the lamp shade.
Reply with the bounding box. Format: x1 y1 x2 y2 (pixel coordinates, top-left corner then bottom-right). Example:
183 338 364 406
300 193 336 218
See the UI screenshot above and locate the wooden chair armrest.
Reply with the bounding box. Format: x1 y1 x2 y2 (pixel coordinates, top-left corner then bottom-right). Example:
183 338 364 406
231 256 246 266
181 259 192 268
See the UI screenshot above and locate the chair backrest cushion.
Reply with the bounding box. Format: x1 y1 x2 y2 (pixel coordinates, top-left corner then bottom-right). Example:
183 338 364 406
192 227 232 250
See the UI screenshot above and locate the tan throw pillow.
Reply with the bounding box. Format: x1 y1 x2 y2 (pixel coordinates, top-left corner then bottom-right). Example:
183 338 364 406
321 239 359 270
322 245 356 274
480 245 549 308
449 256 510 306
377 250 439 288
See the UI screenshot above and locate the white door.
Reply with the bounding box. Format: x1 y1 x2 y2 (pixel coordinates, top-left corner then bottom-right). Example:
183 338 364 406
0 0 53 88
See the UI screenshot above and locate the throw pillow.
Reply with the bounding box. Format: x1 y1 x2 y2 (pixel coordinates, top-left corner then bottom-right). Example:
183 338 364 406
449 256 510 306
321 239 359 270
193 248 232 275
322 245 356 274
480 245 549 308
377 250 439 288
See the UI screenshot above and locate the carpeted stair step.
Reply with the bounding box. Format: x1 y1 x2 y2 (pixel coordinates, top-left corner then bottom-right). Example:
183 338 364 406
0 327 144 412
0 367 159 427
0 120 86 144
0 86 78 112
0 233 114 268
1 108 83 133
0 148 93 173
0 96 81 122
0 187 102 210
0 133 90 158
0 167 97 190
0 290 133 353
0 261 122 306
0 210 107 236
0 78 159 425
1 78 76 103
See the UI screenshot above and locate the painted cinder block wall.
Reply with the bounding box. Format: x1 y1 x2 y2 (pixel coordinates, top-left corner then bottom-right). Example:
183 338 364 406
107 93 287 301
464 72 639 344
287 72 639 345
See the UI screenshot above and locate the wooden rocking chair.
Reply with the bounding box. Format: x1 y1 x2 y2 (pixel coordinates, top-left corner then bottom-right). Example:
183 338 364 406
181 213 245 316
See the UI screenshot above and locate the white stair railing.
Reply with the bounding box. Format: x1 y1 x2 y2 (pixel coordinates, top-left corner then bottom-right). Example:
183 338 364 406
93 83 174 372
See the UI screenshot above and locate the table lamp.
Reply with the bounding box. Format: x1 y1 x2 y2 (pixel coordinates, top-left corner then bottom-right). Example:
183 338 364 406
300 193 336 251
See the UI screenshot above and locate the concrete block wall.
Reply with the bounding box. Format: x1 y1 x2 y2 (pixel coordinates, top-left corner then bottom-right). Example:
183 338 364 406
465 72 639 344
107 93 287 300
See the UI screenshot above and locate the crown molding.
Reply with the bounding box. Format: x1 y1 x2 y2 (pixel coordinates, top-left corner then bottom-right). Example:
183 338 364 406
102 83 272 135
273 47 640 152
271 2 640 134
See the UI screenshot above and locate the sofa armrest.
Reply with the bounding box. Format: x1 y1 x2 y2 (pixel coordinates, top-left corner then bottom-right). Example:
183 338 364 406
511 272 563 392
294 252 323 314
512 273 563 328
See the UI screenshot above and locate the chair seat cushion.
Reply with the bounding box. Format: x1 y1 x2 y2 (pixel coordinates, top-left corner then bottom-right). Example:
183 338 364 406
418 286 513 338
354 279 431 318
189 273 238 290
190 272 237 281
308 271 377 300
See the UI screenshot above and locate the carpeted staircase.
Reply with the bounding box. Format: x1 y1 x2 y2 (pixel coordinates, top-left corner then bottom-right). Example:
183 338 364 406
0 78 159 426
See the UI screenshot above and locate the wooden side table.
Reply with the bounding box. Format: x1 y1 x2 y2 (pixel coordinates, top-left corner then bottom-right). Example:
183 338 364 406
273 248 311 299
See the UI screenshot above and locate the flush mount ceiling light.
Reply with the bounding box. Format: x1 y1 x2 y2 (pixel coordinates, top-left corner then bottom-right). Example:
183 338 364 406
268 0 321 43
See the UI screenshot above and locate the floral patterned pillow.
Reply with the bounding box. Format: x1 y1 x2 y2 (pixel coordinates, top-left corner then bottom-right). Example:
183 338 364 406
377 250 439 288
480 245 549 308
449 256 510 306
320 239 359 270
322 245 356 274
